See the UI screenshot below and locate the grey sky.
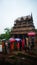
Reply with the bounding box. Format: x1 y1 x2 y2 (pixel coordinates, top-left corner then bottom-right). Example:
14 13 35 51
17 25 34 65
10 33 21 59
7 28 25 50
0 0 37 34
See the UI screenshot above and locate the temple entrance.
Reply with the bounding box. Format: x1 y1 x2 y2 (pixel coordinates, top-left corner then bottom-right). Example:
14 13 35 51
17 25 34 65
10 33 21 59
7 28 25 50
14 34 28 39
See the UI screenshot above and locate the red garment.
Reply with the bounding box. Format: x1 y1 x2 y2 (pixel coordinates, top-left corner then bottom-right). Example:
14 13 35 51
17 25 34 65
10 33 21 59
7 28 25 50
10 42 14 50
2 42 5 48
22 39 25 48
16 42 20 49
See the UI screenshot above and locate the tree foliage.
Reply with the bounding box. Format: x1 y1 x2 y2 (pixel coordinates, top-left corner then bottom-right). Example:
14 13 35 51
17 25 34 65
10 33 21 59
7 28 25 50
0 34 5 39
4 28 11 40
0 28 11 40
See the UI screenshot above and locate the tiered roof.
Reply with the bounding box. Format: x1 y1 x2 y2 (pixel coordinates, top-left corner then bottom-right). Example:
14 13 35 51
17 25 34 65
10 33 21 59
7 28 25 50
11 14 35 34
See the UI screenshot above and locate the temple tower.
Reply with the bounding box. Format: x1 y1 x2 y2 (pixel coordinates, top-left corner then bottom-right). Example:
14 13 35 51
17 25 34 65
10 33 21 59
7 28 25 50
11 14 35 38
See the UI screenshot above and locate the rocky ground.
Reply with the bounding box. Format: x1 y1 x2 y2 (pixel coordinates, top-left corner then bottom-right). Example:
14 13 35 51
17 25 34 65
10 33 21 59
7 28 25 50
0 50 37 65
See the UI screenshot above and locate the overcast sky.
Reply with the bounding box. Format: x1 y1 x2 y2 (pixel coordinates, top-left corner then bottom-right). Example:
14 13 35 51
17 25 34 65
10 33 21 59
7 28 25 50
0 0 37 34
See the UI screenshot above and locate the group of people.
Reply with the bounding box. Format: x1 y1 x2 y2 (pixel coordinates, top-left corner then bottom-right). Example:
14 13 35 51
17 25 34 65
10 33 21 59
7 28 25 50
2 40 10 54
2 37 34 54
22 37 34 52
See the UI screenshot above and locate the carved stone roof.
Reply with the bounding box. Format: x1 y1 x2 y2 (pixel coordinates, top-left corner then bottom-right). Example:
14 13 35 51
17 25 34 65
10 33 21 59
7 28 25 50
11 15 35 35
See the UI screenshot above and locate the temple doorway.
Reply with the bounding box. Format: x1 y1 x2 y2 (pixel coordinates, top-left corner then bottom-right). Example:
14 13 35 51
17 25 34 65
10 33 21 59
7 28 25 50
14 34 28 39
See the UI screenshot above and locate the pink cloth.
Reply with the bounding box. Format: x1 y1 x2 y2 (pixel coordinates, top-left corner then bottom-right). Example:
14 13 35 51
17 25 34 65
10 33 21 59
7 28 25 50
28 32 35 36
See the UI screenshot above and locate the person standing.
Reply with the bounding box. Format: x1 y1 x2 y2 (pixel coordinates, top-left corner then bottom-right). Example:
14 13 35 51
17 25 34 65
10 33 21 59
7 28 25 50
20 40 22 51
2 40 6 54
5 41 9 54
2 40 5 53
24 38 26 52
22 38 25 50
26 37 29 52
31 37 34 50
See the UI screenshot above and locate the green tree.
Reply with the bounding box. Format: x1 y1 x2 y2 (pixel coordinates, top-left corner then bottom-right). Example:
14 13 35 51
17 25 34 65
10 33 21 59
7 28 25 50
0 34 5 39
4 28 11 40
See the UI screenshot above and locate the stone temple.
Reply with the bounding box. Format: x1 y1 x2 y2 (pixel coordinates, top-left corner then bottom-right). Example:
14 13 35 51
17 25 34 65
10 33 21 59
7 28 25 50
11 14 35 38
